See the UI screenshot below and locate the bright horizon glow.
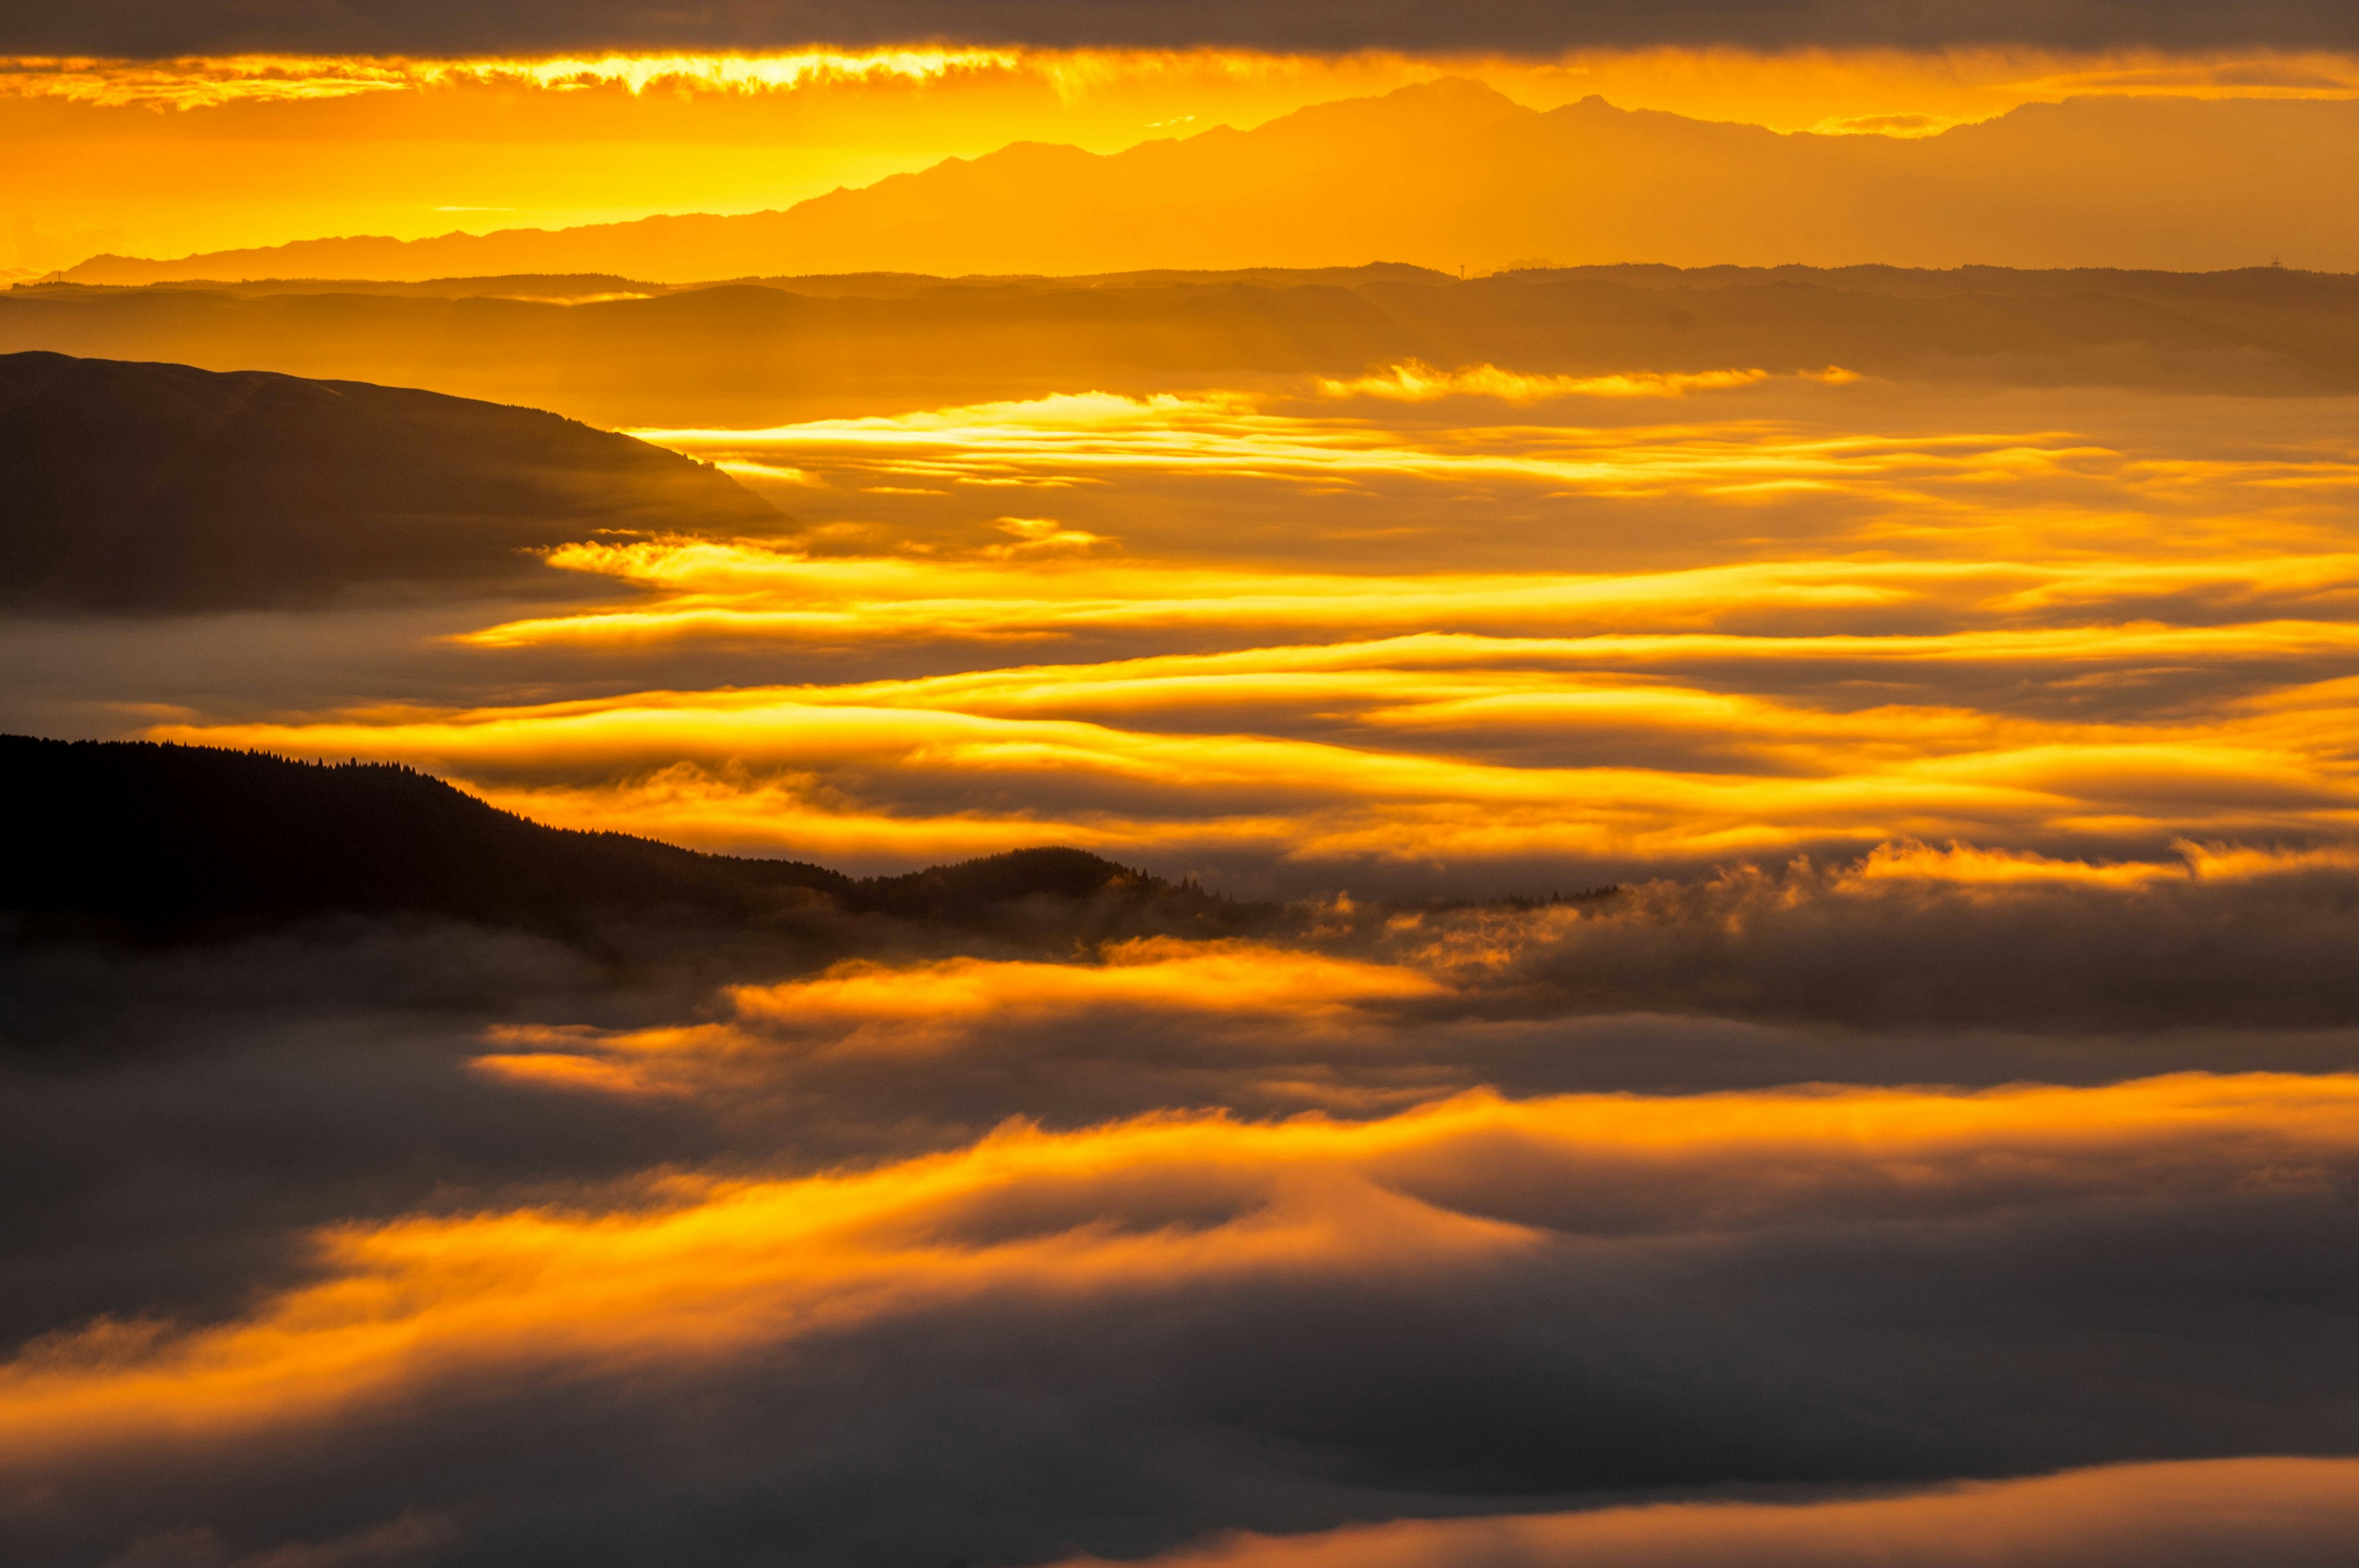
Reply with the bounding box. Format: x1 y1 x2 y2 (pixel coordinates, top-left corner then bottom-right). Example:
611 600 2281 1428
8 44 2357 115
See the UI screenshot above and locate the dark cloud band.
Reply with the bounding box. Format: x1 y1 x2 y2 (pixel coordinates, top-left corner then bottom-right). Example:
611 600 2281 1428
17 1 2359 60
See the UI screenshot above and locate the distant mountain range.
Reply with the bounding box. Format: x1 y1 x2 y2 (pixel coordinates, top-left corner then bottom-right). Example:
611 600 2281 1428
9 264 2357 427
0 351 779 614
0 736 1254 942
58 82 2359 284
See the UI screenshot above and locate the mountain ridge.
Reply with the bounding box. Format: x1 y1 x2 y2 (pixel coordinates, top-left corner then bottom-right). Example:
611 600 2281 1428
13 265 2357 427
59 85 2359 284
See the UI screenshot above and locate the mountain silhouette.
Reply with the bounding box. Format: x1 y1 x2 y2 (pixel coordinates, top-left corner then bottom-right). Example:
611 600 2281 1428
0 736 1251 942
56 83 2359 284
0 351 781 614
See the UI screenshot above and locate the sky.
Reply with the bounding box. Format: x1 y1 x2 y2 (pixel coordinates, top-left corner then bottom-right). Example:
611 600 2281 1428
5 9 2359 1568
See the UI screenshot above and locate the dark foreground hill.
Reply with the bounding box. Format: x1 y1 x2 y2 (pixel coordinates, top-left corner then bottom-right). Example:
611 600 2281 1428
0 351 780 615
0 736 1251 943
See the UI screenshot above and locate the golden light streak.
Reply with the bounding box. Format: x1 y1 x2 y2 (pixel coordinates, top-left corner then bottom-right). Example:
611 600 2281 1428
726 940 1441 1033
626 391 2068 498
487 940 1460 1093
477 947 1457 1101
469 1053 689 1097
487 50 1019 95
0 54 424 108
1847 840 2193 887
1055 1456 2359 1568
146 657 2359 867
9 47 2355 116
466 550 1929 647
466 542 2359 649
1316 363 1860 401
2180 840 2359 879
4 1075 2353 1463
624 392 2359 524
71 377 2359 871
0 49 1022 109
614 388 2359 582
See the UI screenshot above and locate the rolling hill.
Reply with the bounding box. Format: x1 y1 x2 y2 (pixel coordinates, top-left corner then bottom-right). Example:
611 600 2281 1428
0 351 781 614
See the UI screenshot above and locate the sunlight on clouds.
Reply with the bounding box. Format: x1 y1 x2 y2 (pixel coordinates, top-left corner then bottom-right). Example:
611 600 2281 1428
470 1051 690 1098
472 942 1453 1096
742 938 1431 1016
1316 362 1859 401
469 547 1925 646
5 1075 2355 1463
113 383 2359 873
9 45 2355 117
467 544 2359 649
1060 1456 2359 1568
0 48 1022 110
625 389 2069 498
624 387 2359 571
1847 840 2195 887
0 54 425 108
488 50 1019 95
19 34 2359 1567
149 671 2359 870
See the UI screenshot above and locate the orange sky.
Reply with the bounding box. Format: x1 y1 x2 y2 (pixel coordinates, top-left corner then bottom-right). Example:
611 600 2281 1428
8 44 2359 270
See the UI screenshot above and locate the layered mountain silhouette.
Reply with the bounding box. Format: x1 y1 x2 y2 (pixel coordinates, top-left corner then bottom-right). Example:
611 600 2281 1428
58 83 2359 285
10 263 2357 427
0 351 780 614
0 736 1252 942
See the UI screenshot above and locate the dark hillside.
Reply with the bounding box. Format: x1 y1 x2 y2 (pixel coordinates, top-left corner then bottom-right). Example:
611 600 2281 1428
0 736 1253 942
0 351 781 614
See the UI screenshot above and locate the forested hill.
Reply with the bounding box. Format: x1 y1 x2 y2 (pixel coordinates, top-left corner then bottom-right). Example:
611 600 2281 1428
0 737 1250 940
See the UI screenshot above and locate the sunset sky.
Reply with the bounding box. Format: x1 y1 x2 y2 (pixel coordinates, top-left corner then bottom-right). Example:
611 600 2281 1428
9 37 2359 272
6 4 2359 1567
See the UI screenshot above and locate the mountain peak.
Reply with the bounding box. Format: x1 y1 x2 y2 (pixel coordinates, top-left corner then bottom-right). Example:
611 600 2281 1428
1269 73 1530 130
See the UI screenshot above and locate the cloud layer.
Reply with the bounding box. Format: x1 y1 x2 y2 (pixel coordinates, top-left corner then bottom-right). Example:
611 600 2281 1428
126 376 2359 890
1054 1457 2359 1568
21 1 2359 58
10 283 2359 1565
7 1069 2358 1566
